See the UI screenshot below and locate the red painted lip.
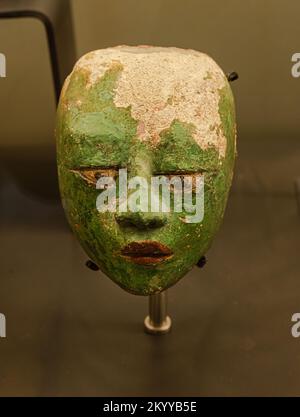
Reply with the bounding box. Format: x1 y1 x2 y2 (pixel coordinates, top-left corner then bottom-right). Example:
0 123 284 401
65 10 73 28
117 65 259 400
120 241 173 265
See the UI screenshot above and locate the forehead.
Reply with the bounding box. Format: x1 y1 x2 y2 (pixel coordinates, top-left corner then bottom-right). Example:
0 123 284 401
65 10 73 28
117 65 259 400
61 46 229 158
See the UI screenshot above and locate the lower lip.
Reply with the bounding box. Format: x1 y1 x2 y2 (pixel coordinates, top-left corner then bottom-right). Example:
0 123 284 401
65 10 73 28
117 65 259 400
120 241 173 265
121 254 173 265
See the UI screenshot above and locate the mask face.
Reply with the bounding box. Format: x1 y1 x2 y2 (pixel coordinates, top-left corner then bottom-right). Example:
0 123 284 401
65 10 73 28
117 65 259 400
56 46 236 295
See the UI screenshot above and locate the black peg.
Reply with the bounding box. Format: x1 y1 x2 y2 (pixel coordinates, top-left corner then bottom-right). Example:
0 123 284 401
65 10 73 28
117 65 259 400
227 71 239 82
197 256 207 268
86 260 99 271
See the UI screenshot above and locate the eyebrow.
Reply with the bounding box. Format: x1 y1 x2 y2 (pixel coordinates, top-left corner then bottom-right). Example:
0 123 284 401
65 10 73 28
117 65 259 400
70 164 120 169
154 169 211 175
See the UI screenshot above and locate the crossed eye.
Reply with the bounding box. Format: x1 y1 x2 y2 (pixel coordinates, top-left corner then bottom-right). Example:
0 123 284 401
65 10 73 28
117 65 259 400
155 172 205 193
70 167 119 187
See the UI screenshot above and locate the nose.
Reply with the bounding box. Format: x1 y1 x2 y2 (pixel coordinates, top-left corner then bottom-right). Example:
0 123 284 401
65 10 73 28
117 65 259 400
115 144 168 230
116 210 167 230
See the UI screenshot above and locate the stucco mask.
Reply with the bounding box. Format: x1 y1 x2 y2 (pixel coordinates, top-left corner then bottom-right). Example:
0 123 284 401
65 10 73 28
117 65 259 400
56 46 236 295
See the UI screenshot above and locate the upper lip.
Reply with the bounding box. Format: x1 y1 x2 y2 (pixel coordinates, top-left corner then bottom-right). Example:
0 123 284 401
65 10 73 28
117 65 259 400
120 241 173 265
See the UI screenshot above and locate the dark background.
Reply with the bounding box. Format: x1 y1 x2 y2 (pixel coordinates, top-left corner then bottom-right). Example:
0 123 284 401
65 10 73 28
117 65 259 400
0 0 299 396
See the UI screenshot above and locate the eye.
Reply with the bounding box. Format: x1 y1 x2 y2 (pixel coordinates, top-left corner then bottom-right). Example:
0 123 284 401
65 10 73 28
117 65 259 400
70 167 119 187
154 171 205 192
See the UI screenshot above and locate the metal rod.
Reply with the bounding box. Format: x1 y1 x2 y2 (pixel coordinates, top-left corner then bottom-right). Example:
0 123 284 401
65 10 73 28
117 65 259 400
294 177 300 215
0 0 76 102
144 291 172 335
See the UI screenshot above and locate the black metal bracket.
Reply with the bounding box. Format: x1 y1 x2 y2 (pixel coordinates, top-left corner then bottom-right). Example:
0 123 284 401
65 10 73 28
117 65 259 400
294 178 300 216
0 0 76 102
86 260 100 272
197 256 207 268
227 71 239 82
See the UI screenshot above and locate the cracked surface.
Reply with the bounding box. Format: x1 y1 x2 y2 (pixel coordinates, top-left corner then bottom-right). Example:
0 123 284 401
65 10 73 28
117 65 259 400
72 46 228 157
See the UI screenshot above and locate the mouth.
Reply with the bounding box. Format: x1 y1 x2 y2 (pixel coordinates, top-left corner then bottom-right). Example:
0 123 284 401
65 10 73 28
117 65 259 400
120 241 173 265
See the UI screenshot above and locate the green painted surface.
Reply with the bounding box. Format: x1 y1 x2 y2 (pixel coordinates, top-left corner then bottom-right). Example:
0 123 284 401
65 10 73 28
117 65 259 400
56 58 236 296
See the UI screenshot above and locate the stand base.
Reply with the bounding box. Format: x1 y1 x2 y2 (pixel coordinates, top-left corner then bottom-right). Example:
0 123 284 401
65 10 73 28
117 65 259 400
144 315 172 335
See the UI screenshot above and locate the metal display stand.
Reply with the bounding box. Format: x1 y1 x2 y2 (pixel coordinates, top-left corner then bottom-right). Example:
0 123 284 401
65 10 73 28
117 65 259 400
144 291 172 335
0 0 76 102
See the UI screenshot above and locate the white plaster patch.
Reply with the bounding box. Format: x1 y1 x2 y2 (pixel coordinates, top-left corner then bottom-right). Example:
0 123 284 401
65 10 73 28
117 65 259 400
72 46 229 157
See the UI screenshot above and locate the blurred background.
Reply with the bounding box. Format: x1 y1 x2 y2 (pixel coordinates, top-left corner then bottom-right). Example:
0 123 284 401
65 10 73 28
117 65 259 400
0 0 299 396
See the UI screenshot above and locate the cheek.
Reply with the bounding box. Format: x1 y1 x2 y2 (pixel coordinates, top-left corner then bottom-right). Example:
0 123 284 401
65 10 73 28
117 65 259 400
166 216 203 248
88 212 128 253
95 213 118 235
